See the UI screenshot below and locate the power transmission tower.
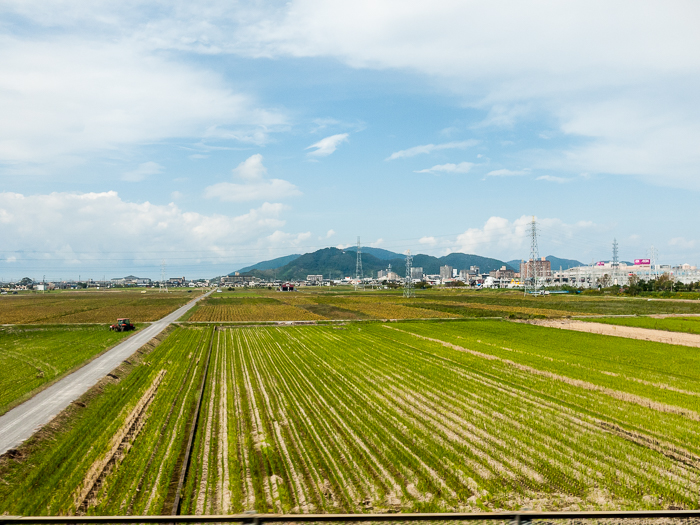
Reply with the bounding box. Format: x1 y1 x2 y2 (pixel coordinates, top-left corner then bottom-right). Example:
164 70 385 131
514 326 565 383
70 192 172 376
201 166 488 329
355 236 364 291
160 259 168 293
612 238 619 285
404 250 414 298
524 216 540 295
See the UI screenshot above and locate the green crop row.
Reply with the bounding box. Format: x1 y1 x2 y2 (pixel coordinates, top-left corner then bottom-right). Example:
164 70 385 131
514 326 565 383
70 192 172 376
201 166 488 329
0 325 135 415
3 320 699 515
0 326 213 515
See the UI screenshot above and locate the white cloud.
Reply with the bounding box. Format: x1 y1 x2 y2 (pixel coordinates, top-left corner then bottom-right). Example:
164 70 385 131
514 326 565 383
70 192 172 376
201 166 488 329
306 133 349 157
370 238 384 248
266 230 312 246
387 140 478 160
415 162 474 175
0 35 286 168
5 3 700 187
122 161 164 182
204 179 300 202
452 215 599 261
204 154 301 202
326 229 336 238
419 236 437 245
232 153 267 179
170 191 183 200
536 175 571 183
487 168 530 177
0 191 311 275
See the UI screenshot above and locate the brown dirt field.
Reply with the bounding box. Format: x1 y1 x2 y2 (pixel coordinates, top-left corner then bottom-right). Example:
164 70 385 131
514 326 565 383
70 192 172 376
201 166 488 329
527 319 700 347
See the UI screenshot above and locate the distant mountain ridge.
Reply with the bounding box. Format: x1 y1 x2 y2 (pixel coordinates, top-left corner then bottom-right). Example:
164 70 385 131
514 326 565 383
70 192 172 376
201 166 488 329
239 247 517 280
344 246 402 260
235 254 302 274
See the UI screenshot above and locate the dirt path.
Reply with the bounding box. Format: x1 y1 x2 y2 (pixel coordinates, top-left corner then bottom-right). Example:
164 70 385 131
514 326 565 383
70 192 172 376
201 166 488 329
527 319 700 347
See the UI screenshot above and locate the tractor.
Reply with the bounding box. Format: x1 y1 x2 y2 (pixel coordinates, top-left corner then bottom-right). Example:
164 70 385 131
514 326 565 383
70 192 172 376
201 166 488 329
110 318 135 332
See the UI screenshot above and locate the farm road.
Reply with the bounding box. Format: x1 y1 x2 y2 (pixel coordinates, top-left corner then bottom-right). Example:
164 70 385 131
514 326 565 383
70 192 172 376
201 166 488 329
0 291 211 456
528 319 700 347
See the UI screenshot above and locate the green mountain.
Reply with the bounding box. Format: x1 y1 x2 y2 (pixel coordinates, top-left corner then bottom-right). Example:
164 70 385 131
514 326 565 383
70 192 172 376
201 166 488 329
344 246 402 260
242 248 514 280
235 254 301 274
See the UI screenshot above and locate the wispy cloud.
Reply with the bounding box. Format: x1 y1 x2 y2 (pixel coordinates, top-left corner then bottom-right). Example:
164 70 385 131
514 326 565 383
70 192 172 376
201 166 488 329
386 140 478 160
122 161 164 182
306 133 349 157
537 175 571 183
415 162 474 175
419 236 437 245
486 168 530 177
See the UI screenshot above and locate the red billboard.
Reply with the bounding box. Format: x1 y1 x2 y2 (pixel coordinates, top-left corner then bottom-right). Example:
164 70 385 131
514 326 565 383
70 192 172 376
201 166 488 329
634 259 651 265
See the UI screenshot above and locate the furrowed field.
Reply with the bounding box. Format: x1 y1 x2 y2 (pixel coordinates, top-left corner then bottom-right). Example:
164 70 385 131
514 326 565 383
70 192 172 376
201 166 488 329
2 320 699 515
0 289 202 324
0 325 136 415
185 289 700 322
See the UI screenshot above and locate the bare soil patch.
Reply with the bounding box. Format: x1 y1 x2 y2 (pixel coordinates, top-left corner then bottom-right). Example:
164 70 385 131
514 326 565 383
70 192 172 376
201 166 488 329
526 319 700 347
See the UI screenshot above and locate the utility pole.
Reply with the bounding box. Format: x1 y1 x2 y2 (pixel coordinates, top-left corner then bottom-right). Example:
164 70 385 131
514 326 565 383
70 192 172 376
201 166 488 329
404 250 414 298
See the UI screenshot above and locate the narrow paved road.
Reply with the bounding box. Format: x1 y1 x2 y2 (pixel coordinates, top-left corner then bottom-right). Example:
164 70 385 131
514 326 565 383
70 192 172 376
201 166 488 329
0 291 211 455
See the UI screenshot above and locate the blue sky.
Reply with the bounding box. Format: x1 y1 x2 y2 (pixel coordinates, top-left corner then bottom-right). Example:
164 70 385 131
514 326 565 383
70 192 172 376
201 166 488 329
1 1 699 279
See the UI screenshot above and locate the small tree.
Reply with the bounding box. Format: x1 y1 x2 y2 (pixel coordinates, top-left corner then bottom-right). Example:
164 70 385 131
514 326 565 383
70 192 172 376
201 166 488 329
654 272 673 291
626 274 641 296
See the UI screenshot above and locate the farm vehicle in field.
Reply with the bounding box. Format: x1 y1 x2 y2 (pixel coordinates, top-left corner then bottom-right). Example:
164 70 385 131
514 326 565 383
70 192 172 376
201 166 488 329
110 318 135 331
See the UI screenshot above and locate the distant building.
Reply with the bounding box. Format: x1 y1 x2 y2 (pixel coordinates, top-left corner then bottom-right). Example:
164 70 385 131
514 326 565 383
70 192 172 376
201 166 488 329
520 258 552 279
410 267 424 280
440 265 453 281
378 270 401 281
490 266 516 279
307 274 324 282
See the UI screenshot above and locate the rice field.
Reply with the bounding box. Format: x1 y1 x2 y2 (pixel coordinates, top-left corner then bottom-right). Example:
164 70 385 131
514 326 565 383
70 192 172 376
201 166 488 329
2 320 699 515
185 289 700 322
0 289 202 324
0 325 135 415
